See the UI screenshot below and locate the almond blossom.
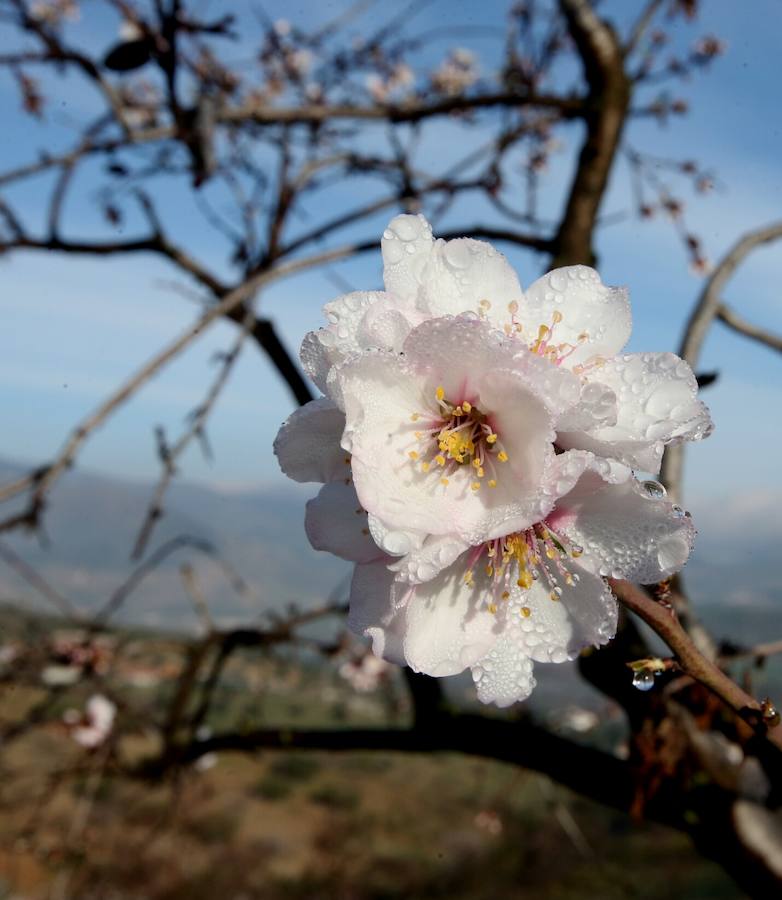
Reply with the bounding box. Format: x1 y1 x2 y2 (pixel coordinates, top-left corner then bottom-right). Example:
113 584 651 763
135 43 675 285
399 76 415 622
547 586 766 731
64 694 117 749
348 452 694 706
274 214 712 706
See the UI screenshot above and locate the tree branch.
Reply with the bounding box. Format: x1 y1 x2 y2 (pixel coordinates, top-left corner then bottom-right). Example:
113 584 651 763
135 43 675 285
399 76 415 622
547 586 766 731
717 303 782 354
610 579 782 752
549 0 631 268
661 220 782 499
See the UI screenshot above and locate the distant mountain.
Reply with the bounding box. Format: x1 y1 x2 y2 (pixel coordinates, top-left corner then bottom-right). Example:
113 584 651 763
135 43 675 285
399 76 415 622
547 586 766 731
0 458 349 629
0 458 780 641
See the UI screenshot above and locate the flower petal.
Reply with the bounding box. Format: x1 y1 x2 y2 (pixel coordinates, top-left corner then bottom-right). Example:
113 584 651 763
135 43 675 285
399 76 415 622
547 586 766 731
348 561 407 666
402 559 502 677
387 533 470 584
513 565 617 663
520 266 631 368
554 472 696 583
471 639 536 708
273 398 348 483
558 352 713 472
417 237 524 323
305 481 384 563
382 214 435 300
300 291 386 393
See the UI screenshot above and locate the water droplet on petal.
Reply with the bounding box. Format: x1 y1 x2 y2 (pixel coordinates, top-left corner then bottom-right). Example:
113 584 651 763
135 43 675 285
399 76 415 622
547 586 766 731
632 670 656 691
641 480 667 500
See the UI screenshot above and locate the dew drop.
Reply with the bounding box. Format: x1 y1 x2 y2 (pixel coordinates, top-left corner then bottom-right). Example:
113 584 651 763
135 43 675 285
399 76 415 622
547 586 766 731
632 670 656 691
641 480 667 500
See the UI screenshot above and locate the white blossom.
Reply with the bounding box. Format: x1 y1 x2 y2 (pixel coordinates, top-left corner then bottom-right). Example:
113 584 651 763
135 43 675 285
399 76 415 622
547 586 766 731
66 694 116 748
274 214 712 705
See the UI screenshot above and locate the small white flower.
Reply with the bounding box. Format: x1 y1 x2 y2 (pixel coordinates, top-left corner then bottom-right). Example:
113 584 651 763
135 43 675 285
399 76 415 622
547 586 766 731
68 694 116 748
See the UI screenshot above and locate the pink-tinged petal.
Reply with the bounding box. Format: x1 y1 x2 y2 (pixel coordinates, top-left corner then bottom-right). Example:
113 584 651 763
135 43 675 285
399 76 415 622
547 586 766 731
402 559 502 677
340 343 557 544
382 214 435 300
512 565 617 663
348 561 407 666
555 472 696 583
471 640 536 708
558 352 713 473
305 481 384 564
402 315 513 401
417 237 524 323
273 398 348 483
476 367 555 491
520 266 631 368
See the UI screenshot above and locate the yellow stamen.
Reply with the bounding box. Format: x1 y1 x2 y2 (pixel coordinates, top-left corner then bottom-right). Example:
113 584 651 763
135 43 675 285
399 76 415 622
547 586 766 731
520 606 531 618
436 386 445 401
488 479 497 488
462 401 472 413
517 571 533 590
408 450 419 460
486 433 498 444
497 451 509 462
471 481 481 491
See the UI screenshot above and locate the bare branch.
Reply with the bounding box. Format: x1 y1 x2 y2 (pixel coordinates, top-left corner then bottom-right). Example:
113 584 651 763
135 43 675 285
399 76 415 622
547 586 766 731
718 303 782 354
550 0 631 267
661 220 782 499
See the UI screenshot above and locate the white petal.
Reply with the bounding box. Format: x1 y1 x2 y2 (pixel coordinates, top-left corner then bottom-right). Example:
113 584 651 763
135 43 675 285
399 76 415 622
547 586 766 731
388 533 470 584
348 561 407 666
471 640 536 707
513 566 617 663
553 473 696 583
273 398 348 483
300 291 376 390
520 266 631 368
382 213 435 300
367 513 425 558
305 481 384 563
556 379 618 433
402 557 502 677
417 237 524 323
558 352 713 473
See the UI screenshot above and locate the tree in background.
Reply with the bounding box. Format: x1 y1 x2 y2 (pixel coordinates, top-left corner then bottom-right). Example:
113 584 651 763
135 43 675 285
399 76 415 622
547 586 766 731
1 1 781 895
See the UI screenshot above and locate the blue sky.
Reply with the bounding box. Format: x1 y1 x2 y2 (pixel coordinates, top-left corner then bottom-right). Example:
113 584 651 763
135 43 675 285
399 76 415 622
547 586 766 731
1 0 780 521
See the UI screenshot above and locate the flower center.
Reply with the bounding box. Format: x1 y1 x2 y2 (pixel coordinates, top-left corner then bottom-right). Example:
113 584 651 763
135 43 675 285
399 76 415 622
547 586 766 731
462 522 584 616
408 386 510 491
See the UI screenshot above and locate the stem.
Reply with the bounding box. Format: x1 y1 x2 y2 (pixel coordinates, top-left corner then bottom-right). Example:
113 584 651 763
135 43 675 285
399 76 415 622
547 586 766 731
610 579 782 750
